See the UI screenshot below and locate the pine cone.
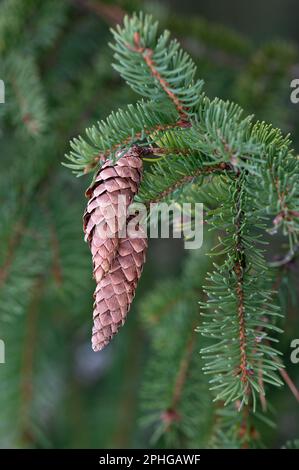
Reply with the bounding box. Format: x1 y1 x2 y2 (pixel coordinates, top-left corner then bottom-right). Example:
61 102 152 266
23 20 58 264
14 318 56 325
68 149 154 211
83 147 148 351
92 227 147 351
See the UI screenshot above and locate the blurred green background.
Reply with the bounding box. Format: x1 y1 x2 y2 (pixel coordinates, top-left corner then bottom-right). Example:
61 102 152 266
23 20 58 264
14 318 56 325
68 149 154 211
0 0 298 448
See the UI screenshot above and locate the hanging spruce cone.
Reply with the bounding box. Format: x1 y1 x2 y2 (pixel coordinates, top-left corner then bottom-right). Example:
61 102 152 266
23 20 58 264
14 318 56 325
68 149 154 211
83 147 148 351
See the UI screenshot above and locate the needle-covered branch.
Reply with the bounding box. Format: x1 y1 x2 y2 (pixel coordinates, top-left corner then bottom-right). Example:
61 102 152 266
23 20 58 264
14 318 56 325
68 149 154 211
64 12 299 446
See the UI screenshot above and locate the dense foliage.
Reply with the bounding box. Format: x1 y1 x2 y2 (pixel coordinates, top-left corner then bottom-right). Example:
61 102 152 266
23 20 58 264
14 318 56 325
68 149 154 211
1 0 298 449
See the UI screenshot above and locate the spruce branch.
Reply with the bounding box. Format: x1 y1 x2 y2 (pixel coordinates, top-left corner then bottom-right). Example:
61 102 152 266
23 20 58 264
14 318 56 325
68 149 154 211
139 161 232 205
64 12 299 445
2 1 298 449
198 175 283 407
140 314 212 448
2 54 47 135
249 122 299 249
65 99 182 175
123 30 190 122
111 13 203 118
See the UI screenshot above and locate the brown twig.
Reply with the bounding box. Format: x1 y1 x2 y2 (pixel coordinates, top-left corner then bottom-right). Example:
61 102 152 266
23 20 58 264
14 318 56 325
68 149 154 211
111 320 144 447
83 122 189 174
19 278 44 445
126 32 189 122
269 242 299 268
71 0 124 25
258 365 267 411
0 220 24 289
146 296 183 327
161 325 197 427
50 225 63 286
234 260 248 384
10 77 40 135
233 178 250 385
172 330 196 410
275 359 299 403
237 403 259 448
